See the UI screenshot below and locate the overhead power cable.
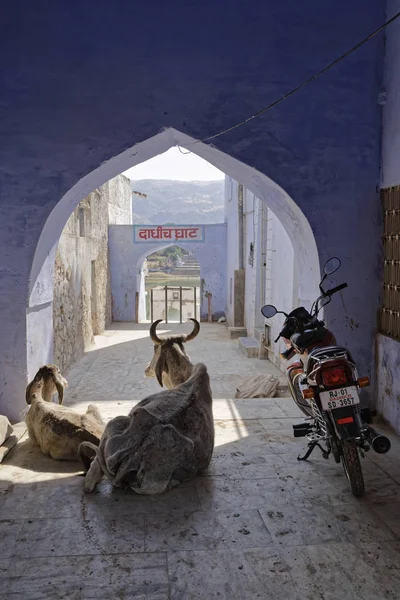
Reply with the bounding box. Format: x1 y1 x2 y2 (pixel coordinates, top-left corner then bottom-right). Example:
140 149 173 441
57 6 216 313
187 10 400 145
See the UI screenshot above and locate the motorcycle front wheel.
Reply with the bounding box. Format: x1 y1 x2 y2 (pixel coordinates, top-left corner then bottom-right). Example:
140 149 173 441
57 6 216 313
341 440 365 497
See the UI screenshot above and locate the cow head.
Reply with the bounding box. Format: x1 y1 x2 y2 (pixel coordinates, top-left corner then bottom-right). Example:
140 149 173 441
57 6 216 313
145 319 200 388
26 364 68 405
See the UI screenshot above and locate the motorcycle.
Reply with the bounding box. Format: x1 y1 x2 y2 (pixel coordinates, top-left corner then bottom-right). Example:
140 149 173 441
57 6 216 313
261 257 391 497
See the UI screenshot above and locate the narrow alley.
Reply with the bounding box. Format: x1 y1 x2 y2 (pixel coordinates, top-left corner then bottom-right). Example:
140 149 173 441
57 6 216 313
1 323 400 598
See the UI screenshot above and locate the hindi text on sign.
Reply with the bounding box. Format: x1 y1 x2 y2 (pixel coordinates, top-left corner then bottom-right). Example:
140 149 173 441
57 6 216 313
134 225 204 243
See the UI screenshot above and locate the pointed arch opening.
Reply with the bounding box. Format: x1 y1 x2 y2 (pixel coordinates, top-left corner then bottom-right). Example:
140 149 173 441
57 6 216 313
27 127 320 381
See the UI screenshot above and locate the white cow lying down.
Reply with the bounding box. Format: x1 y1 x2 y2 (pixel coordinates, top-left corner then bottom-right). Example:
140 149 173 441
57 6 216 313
80 363 214 494
25 365 105 461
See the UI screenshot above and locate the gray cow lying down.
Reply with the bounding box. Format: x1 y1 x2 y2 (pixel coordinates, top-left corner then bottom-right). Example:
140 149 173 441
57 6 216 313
79 363 214 494
25 365 105 461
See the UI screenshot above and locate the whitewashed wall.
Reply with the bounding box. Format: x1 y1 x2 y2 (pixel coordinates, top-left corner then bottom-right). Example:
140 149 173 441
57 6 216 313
265 207 299 370
225 176 298 369
243 190 257 336
225 176 239 325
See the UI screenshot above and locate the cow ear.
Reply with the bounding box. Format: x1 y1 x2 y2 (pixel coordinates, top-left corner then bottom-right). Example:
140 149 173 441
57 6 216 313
155 352 167 387
25 381 33 405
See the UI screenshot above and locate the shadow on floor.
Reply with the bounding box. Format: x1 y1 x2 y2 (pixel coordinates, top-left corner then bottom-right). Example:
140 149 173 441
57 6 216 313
62 322 284 406
2 400 400 598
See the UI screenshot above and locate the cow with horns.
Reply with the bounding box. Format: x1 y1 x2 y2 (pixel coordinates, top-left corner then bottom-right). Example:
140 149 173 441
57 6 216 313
79 319 214 494
145 318 200 388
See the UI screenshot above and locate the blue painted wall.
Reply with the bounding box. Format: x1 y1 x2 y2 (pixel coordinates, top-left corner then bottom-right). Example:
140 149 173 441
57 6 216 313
109 224 227 322
376 0 400 432
0 0 385 419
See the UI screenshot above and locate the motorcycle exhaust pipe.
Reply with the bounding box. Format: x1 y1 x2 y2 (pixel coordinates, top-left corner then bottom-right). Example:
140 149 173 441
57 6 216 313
364 425 391 454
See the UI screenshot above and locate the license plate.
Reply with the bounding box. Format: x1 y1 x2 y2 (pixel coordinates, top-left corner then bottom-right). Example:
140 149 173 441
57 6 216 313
319 386 360 411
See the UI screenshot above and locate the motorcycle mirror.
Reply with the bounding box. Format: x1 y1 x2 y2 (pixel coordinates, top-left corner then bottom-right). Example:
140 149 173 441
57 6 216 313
261 305 278 318
323 257 341 276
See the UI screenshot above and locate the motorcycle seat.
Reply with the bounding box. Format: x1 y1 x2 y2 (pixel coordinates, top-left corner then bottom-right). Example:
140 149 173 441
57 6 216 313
307 345 354 362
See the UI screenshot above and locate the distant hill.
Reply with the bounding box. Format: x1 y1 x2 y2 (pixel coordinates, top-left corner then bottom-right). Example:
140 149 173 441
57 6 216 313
130 179 225 225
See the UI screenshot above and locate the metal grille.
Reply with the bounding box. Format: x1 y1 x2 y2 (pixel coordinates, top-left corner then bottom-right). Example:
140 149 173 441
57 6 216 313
380 185 400 340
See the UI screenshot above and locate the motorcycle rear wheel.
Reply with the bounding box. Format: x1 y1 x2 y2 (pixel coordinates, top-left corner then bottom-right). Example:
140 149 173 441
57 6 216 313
341 440 365 497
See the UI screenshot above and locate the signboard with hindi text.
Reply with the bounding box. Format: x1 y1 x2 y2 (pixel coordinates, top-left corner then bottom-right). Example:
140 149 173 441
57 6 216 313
133 225 205 244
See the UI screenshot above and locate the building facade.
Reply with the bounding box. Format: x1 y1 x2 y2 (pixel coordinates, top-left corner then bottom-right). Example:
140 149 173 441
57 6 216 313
375 0 400 432
0 0 395 422
108 223 227 323
53 189 111 374
225 177 298 369
43 175 131 375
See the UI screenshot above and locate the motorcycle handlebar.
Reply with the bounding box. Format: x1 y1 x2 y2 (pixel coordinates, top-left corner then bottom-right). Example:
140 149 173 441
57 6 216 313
326 282 347 297
274 283 347 340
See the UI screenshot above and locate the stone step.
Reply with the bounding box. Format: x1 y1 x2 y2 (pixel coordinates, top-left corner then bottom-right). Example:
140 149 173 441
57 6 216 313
229 326 247 339
238 336 260 358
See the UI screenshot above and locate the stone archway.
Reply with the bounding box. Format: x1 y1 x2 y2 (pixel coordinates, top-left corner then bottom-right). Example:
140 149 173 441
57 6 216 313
29 128 319 308
107 222 228 324
24 128 319 421
0 2 384 424
135 233 226 323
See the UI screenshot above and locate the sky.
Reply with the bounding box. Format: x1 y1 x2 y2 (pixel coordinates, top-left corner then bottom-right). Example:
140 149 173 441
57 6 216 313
123 146 225 182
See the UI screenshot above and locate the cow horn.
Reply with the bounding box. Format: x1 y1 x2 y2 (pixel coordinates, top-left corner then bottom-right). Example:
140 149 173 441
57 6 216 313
150 319 164 345
184 318 200 342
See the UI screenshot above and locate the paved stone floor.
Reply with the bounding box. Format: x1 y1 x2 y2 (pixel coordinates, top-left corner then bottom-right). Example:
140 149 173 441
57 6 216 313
63 321 286 410
1 323 400 598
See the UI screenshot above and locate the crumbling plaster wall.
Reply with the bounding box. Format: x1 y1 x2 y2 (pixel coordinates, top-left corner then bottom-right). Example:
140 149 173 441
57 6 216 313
53 188 110 373
53 175 131 373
